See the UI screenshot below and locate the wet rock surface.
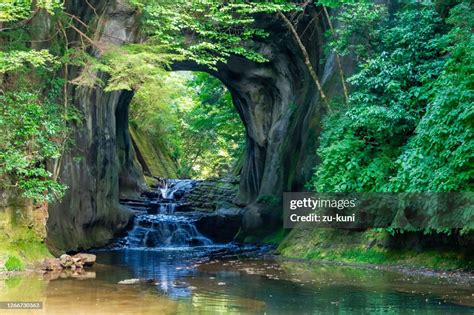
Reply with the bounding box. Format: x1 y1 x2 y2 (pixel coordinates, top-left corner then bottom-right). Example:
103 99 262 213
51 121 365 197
195 208 244 243
179 177 240 212
112 179 244 246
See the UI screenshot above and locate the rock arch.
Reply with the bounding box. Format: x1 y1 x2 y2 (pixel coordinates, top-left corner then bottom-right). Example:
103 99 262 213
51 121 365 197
46 0 349 253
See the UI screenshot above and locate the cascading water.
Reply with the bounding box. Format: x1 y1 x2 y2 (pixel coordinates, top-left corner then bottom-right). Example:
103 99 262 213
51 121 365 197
96 179 265 299
158 179 196 200
115 179 213 249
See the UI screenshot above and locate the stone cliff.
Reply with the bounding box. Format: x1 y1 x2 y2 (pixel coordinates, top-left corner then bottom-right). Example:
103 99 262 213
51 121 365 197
44 0 349 252
46 0 142 253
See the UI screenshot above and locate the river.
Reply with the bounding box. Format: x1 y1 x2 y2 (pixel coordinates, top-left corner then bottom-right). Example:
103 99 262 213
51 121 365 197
0 180 472 314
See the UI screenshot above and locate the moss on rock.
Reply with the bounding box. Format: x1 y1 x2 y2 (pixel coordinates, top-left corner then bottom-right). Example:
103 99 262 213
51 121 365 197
278 228 473 270
0 189 52 270
129 126 177 179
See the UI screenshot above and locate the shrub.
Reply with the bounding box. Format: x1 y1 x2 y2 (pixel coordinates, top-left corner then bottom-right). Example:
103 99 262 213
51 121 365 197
4 255 24 271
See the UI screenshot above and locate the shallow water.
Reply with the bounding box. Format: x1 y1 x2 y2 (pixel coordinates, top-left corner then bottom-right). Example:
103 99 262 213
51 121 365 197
1 248 473 314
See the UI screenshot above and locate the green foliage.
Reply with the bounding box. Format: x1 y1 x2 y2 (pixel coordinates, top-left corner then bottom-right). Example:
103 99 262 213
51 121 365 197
179 72 245 177
130 0 299 68
90 0 301 90
0 90 67 202
308 1 473 233
129 73 189 163
0 1 30 22
0 0 62 74
129 71 244 179
0 0 61 22
390 2 474 192
4 255 24 271
0 0 74 203
0 50 59 73
98 45 179 92
328 1 387 61
310 3 445 193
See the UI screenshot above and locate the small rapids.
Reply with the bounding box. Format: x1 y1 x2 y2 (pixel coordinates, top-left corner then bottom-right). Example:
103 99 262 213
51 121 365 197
121 212 213 248
112 179 215 249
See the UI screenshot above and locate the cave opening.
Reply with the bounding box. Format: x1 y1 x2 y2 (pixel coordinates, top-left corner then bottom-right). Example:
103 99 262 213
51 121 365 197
127 71 246 183
113 71 249 248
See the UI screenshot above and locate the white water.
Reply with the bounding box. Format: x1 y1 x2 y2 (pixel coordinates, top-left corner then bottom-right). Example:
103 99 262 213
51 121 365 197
158 179 196 199
120 179 212 248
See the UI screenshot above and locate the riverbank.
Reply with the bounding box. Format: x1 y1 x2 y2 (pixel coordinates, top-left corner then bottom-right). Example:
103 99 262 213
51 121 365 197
1 248 473 287
0 228 52 274
270 255 474 286
275 228 473 273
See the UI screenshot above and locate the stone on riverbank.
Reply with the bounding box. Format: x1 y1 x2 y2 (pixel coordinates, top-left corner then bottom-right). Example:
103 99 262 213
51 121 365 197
73 253 96 266
118 278 141 285
42 258 63 271
118 278 154 285
42 253 96 272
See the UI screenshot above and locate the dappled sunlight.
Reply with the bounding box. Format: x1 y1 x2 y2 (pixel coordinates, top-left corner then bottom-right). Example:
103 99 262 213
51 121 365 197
129 71 245 180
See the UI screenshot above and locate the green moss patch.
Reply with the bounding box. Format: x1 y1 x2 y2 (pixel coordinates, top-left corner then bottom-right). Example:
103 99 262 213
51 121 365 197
130 126 177 179
4 256 24 271
0 211 51 270
278 228 473 271
262 228 290 245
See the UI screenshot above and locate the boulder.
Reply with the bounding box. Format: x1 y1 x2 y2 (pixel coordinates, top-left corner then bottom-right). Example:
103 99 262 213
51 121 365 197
42 258 62 271
43 253 96 273
72 257 84 269
195 207 243 243
59 254 74 268
72 253 96 266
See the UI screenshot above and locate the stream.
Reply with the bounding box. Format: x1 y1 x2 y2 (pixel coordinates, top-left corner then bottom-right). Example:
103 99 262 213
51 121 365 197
0 180 473 314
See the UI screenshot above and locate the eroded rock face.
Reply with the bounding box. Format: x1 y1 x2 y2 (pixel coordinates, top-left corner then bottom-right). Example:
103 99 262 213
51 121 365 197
195 208 244 243
45 1 349 251
199 12 351 234
46 0 141 254
179 178 240 212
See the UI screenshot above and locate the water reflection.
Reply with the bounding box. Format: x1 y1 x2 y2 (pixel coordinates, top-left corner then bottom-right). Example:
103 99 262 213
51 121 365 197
0 250 473 314
97 248 213 299
95 249 473 314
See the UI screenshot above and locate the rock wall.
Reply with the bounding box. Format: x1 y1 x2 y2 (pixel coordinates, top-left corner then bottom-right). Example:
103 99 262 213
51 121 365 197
129 126 178 180
278 228 474 269
152 24 342 235
45 2 349 251
46 0 142 254
179 178 240 212
0 188 50 266
175 9 351 234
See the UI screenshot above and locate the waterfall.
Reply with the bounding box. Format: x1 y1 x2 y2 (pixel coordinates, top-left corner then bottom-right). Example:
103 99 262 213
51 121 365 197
118 179 212 249
159 183 169 199
158 180 192 199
